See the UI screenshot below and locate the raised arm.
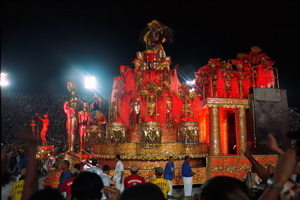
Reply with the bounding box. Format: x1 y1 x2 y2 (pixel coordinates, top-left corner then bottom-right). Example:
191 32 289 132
244 142 270 182
259 149 296 200
21 134 39 200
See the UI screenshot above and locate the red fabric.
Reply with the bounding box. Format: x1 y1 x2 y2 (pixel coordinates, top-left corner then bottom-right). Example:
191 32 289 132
230 71 240 98
157 95 167 127
60 177 75 196
123 68 136 94
142 70 160 87
242 66 252 98
171 68 180 93
111 77 125 102
118 95 132 128
255 64 267 87
171 95 183 123
216 69 226 97
124 174 146 188
143 52 158 62
192 96 201 122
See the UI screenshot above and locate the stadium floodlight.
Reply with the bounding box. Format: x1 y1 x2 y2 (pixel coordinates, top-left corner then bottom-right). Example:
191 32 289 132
0 73 9 87
84 76 96 89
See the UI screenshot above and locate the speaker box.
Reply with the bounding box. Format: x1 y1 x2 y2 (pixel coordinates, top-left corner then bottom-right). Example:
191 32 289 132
249 88 290 154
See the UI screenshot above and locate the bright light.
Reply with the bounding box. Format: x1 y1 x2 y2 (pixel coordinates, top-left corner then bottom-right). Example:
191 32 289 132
186 80 195 86
186 80 195 92
84 76 96 89
0 73 9 87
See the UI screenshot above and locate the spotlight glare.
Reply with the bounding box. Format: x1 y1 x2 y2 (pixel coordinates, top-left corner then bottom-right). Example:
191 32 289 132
0 73 9 87
84 76 96 89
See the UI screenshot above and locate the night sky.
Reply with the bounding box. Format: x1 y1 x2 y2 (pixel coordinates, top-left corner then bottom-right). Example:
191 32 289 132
2 1 300 109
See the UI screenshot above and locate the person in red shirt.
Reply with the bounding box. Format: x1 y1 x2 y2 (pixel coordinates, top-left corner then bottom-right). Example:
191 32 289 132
124 165 145 188
60 167 79 199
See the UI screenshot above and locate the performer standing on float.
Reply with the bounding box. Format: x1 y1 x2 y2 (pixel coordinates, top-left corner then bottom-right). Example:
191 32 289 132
78 101 90 153
64 82 80 153
35 113 49 145
89 95 106 125
140 20 174 60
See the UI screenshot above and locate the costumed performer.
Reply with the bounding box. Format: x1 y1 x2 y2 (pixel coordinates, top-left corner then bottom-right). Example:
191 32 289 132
35 113 49 145
89 95 106 125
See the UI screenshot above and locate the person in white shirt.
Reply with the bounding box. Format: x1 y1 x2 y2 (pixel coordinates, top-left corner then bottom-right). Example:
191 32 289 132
100 165 112 200
113 155 124 192
85 159 103 176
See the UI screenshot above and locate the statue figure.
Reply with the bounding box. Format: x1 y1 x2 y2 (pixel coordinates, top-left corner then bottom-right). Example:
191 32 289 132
78 101 90 153
35 113 49 145
64 82 80 153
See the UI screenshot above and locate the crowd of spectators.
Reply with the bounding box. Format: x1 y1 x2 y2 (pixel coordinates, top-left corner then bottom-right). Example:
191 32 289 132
1 91 109 153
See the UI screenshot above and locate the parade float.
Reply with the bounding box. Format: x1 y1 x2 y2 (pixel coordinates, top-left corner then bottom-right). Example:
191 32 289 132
43 20 291 187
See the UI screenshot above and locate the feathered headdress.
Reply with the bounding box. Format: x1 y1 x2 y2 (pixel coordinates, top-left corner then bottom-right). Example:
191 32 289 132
139 20 174 46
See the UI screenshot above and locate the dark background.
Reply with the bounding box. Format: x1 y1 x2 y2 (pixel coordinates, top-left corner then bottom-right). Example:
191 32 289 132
2 1 300 109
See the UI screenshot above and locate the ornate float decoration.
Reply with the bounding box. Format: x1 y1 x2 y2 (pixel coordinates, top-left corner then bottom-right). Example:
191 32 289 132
89 21 280 185
45 21 280 187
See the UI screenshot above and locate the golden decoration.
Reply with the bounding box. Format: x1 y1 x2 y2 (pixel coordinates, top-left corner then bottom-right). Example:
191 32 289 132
237 108 247 154
209 107 221 155
204 97 249 108
91 142 208 160
106 122 126 144
207 155 277 180
86 125 105 144
140 121 162 146
178 122 199 145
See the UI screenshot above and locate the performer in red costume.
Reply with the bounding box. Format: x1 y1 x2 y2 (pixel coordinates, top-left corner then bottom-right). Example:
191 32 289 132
78 101 90 153
35 113 49 145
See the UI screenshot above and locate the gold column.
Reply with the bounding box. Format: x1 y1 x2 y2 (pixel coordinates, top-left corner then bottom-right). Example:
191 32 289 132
236 107 247 154
209 107 220 155
198 108 208 143
220 109 228 155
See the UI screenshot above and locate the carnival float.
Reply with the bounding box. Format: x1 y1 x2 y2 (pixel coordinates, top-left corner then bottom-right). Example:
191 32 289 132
43 20 289 187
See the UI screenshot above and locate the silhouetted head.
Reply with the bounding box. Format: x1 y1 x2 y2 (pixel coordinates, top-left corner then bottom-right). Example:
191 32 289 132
199 176 251 200
29 187 64 200
72 171 103 200
119 183 165 200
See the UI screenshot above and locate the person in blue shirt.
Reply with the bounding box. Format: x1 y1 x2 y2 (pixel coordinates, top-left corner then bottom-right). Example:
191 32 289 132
58 160 72 190
164 156 175 196
181 156 195 197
